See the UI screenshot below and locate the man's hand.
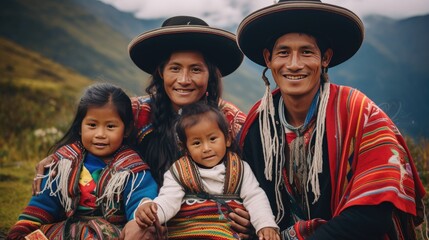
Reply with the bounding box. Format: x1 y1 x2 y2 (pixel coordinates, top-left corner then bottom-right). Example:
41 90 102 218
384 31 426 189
282 218 327 240
228 207 255 239
120 220 156 240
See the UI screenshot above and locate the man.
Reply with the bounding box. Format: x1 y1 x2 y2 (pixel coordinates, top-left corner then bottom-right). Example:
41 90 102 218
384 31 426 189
237 0 426 239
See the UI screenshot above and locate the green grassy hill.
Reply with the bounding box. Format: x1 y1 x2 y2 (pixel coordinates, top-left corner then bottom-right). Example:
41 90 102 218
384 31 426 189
0 37 93 236
0 37 93 141
0 0 150 94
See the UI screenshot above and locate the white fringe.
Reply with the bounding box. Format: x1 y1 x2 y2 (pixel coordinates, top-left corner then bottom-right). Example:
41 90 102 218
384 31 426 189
97 170 144 212
258 83 285 222
274 136 286 223
97 170 131 212
40 158 144 215
307 81 330 203
125 171 145 205
40 159 73 212
258 84 279 181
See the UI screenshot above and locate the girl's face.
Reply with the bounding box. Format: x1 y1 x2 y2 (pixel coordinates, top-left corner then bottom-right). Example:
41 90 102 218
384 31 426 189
185 114 231 168
162 50 209 112
81 103 125 162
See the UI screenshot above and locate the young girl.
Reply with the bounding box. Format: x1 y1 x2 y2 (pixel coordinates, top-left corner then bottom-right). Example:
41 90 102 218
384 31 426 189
7 83 158 239
134 102 280 240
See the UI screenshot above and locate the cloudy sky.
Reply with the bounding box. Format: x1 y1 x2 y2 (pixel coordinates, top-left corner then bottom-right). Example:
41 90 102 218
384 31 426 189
98 0 429 28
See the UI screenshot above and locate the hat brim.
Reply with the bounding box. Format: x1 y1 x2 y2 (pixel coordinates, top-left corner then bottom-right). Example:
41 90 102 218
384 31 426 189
237 1 364 67
129 26 243 76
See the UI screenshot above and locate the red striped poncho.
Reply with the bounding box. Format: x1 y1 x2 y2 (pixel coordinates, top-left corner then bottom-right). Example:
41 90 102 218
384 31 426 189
239 84 426 239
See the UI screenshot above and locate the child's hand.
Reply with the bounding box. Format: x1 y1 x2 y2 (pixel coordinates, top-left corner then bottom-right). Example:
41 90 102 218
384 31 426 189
257 227 280 240
135 202 158 229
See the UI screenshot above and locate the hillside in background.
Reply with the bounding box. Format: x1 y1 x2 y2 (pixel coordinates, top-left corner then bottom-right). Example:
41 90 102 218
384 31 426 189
330 14 429 138
0 0 148 92
0 39 94 234
1 0 428 138
0 37 93 141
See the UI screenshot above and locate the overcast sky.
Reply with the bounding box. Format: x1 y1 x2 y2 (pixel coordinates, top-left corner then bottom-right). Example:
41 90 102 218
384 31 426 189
98 0 429 28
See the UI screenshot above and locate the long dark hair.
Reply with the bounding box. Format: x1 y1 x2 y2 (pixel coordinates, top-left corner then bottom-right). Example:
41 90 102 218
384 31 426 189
176 102 239 155
49 83 135 153
144 52 223 185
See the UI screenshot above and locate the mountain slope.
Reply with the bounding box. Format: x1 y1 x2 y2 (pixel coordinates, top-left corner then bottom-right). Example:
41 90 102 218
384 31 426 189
0 0 267 112
0 37 93 138
0 0 148 93
330 15 429 137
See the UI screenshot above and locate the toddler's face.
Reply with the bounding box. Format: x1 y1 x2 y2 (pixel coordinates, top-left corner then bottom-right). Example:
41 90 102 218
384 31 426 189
185 116 230 168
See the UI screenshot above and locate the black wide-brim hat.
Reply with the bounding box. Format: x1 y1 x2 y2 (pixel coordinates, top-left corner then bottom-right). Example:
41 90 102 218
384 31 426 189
129 16 244 76
237 0 364 68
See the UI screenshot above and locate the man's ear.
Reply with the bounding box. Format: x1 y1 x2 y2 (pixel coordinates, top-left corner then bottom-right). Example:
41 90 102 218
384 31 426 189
322 48 333 68
263 48 272 68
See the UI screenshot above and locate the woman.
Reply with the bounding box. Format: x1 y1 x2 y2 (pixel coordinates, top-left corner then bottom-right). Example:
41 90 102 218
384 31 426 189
34 16 252 239
128 16 245 186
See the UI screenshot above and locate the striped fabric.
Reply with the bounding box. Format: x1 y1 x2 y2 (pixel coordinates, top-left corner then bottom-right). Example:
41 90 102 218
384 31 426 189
325 85 425 218
167 152 245 239
166 199 245 239
7 142 150 239
170 155 205 194
223 152 244 195
326 85 426 239
170 152 244 195
131 96 246 144
52 142 83 214
218 99 247 138
51 142 150 219
239 83 426 239
40 216 121 240
131 96 153 144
